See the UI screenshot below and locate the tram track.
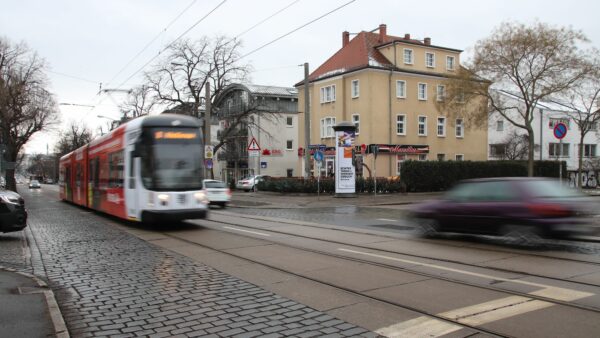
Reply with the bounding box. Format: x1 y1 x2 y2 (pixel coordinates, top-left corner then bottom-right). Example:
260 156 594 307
134 214 600 337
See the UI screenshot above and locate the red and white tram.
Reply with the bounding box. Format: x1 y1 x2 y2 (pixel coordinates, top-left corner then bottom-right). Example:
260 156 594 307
59 114 209 223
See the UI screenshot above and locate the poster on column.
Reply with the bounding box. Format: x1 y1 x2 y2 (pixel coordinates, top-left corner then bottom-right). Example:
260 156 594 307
335 130 356 193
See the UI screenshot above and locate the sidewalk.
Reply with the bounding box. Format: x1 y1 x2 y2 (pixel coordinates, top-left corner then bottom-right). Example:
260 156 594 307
229 190 442 209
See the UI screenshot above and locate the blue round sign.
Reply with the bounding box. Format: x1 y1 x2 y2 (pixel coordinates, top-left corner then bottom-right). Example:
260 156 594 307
553 122 567 140
313 150 324 162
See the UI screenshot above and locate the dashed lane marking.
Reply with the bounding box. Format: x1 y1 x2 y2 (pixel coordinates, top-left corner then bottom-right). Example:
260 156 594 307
376 218 398 222
223 226 271 237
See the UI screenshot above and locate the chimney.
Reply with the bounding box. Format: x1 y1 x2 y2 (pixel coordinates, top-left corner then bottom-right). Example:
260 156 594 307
342 31 350 47
424 37 431 45
404 33 411 40
379 24 387 42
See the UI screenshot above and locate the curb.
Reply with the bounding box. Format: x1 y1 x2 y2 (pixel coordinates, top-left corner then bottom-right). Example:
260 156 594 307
0 266 69 338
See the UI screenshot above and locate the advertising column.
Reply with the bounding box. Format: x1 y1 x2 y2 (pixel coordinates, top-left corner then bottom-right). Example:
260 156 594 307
333 122 356 197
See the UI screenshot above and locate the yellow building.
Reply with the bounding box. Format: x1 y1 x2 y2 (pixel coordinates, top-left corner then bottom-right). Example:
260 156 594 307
295 24 487 177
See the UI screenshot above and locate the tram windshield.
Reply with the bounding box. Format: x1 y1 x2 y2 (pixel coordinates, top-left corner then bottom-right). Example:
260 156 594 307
140 127 204 191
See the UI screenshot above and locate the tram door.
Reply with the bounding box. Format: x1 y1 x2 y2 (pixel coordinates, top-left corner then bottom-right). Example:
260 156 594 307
125 148 139 220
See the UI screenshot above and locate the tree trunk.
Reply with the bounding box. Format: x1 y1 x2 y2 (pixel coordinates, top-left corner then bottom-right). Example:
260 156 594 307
527 129 535 177
578 134 585 189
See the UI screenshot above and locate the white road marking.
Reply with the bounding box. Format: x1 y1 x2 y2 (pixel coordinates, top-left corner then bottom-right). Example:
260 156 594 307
377 218 398 222
223 226 271 237
342 248 595 337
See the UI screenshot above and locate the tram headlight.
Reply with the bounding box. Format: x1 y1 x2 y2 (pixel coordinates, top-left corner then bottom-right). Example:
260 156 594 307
157 193 169 206
194 191 209 204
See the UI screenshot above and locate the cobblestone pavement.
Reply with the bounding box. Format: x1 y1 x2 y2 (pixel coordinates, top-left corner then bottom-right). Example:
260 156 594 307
13 189 378 338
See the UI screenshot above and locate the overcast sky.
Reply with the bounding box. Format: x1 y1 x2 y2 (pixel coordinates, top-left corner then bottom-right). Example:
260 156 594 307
2 0 600 154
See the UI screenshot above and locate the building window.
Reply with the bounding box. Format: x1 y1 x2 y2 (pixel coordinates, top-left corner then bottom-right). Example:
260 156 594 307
426 52 435 68
319 85 336 103
351 79 359 98
455 154 464 161
418 154 427 161
436 85 445 101
437 117 446 137
437 154 445 161
579 144 597 157
286 169 293 177
404 49 413 64
320 117 336 138
396 114 406 135
286 140 293 150
496 120 504 131
490 144 507 157
446 56 455 70
352 114 360 134
418 83 427 100
418 115 427 136
455 118 464 138
549 118 570 129
549 143 570 157
396 80 406 98
396 155 406 175
286 116 293 126
591 122 598 131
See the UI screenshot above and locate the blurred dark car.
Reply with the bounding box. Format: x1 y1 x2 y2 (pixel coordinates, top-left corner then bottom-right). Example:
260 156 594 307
0 189 27 233
410 177 597 241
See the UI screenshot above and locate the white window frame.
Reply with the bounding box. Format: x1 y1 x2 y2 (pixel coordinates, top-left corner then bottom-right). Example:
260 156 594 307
286 140 293 150
286 116 293 127
418 154 427 161
437 153 445 161
320 117 336 138
496 120 504 132
446 56 455 71
396 114 406 135
351 79 359 98
549 118 570 129
396 155 406 175
403 48 413 64
320 85 336 103
455 118 464 138
455 154 464 161
418 83 427 101
426 52 435 68
579 144 597 157
549 142 570 157
436 85 445 102
352 114 360 135
437 117 446 137
396 80 406 98
418 115 427 136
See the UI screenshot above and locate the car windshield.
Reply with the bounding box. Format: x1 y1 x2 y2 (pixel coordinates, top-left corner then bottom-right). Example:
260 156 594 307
205 181 227 188
522 180 584 199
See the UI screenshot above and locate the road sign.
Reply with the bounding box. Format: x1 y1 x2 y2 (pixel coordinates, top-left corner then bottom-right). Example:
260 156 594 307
553 122 568 139
204 145 214 159
204 159 213 169
247 137 260 151
248 150 259 157
313 150 324 162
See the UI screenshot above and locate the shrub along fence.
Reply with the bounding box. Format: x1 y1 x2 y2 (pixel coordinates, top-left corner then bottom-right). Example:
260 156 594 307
256 176 405 194
400 160 567 192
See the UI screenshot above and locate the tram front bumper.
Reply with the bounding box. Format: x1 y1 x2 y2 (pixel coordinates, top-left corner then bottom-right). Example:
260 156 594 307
141 208 208 223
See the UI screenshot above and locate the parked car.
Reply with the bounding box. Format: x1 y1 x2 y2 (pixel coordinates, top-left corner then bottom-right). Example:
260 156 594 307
202 179 232 208
44 178 54 184
28 180 41 189
0 189 27 233
236 175 269 192
410 177 597 242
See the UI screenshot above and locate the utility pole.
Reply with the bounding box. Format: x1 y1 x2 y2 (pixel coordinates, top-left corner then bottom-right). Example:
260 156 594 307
304 62 311 178
205 82 213 179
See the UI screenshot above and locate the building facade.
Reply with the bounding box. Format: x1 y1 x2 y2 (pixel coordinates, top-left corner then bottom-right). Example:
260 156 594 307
213 84 298 182
295 24 487 178
489 92 600 188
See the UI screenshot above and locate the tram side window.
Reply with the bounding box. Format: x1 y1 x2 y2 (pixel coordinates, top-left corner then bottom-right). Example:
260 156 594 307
76 163 82 187
108 150 124 188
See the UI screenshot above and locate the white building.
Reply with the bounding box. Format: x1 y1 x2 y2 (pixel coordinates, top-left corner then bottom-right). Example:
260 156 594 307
488 92 599 187
213 84 299 182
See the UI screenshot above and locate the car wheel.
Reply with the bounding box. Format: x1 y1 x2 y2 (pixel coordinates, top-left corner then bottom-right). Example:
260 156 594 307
502 225 541 246
416 218 440 237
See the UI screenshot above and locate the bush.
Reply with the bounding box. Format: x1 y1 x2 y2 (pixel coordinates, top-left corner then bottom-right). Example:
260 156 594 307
400 160 566 192
256 176 405 194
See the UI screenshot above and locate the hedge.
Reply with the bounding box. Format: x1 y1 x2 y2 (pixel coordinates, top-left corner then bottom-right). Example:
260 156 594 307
400 160 567 192
256 176 405 194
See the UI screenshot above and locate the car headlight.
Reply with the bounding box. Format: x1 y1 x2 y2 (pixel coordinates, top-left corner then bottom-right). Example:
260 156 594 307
194 191 209 204
0 195 19 205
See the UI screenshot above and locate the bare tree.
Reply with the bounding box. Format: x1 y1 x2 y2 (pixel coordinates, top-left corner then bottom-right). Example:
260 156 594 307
146 36 249 122
552 61 600 188
54 121 94 157
0 37 59 191
440 21 592 176
121 84 155 119
501 130 529 160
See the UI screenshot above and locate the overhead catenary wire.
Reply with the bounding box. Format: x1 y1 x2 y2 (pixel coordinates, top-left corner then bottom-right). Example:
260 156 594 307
239 0 357 60
233 0 300 40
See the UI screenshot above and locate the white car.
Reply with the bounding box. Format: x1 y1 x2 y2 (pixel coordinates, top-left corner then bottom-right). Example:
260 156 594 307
236 175 269 192
202 179 231 208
